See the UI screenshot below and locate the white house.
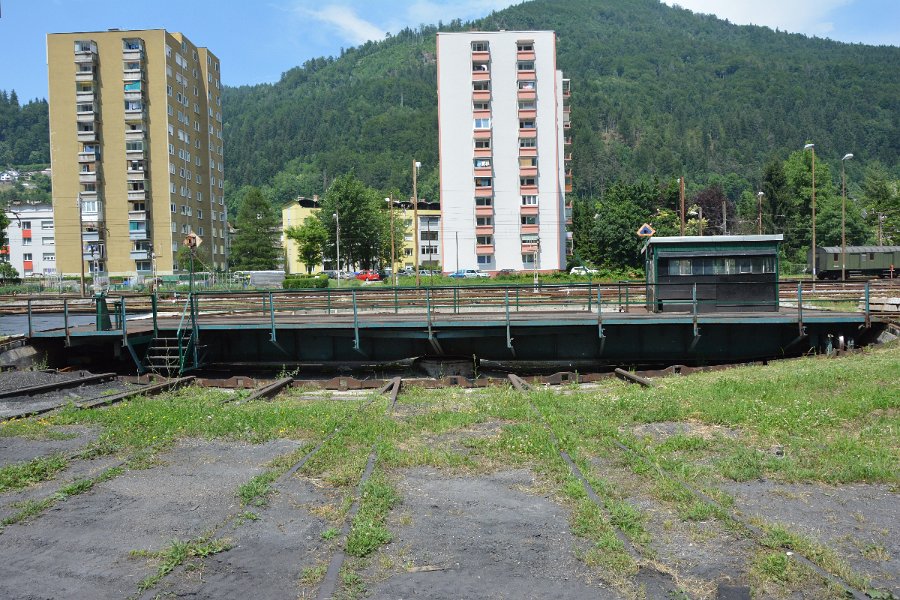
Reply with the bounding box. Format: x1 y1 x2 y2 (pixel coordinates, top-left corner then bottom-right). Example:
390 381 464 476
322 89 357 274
3 203 56 276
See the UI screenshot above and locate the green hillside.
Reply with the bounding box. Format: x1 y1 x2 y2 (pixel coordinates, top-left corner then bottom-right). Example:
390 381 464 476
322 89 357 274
222 0 899 203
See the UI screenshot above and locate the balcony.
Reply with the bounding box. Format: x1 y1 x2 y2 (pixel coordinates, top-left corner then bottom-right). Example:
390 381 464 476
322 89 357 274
471 50 490 62
519 146 537 157
125 128 144 141
77 151 99 163
129 229 148 241
74 52 97 65
520 224 539 235
82 244 105 260
128 210 147 221
517 89 536 101
77 129 97 143
521 243 539 254
127 190 147 201
565 183 573 194
122 47 143 61
519 166 538 178
130 249 150 260
518 109 537 120
474 205 494 217
520 184 538 196
81 229 101 242
474 186 493 198
517 69 536 81
517 50 536 61
123 69 144 82
475 225 494 236
519 128 537 139
75 69 95 82
564 136 572 146
79 171 98 184
76 109 98 124
472 90 491 103
126 171 146 182
473 109 491 120
520 205 539 216
562 79 571 98
472 70 490 82
473 147 492 158
125 148 144 159
124 89 143 102
475 244 494 255
474 166 492 177
75 90 95 103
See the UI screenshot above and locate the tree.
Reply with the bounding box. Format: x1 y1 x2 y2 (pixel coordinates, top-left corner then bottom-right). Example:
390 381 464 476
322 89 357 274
175 243 213 272
0 210 8 251
592 185 646 269
316 174 390 270
861 161 900 244
285 215 328 273
0 261 19 279
230 187 280 270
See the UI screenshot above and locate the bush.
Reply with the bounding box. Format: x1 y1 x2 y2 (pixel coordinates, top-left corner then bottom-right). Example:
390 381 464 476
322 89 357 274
283 275 329 289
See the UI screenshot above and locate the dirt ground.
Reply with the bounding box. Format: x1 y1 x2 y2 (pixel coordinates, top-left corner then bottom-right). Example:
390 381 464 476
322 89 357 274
0 375 897 599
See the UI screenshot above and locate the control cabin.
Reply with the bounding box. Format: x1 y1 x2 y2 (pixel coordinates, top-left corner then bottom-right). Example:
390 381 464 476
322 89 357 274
645 235 783 313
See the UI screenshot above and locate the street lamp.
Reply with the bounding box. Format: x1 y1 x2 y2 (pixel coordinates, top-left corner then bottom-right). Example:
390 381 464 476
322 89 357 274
757 191 764 235
412 160 421 287
804 143 817 279
333 212 341 288
385 196 395 286
841 153 853 281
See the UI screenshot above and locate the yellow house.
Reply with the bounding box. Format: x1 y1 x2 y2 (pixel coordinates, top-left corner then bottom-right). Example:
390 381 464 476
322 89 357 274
281 197 321 274
399 199 442 271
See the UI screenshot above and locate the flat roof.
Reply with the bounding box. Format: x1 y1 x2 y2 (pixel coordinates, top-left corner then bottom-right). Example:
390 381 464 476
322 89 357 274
647 235 783 245
820 246 900 253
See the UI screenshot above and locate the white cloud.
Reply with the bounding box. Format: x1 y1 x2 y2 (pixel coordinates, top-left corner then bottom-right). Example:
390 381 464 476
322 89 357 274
660 0 853 37
301 5 387 45
406 0 519 25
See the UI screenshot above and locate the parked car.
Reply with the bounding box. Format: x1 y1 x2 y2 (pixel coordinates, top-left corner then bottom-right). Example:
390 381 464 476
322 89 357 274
355 270 381 282
450 269 490 279
570 266 599 276
497 268 518 276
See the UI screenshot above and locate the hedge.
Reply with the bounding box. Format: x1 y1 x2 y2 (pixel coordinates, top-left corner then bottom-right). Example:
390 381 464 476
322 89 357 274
283 275 329 289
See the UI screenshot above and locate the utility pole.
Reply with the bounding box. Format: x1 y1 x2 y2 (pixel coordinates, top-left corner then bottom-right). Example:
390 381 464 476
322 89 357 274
679 177 685 236
841 153 853 281
413 160 421 287
333 211 341 288
805 143 816 280
722 199 727 234
76 196 86 297
386 195 395 286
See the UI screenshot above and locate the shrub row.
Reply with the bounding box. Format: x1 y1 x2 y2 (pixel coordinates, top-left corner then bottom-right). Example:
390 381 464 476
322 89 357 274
283 274 329 289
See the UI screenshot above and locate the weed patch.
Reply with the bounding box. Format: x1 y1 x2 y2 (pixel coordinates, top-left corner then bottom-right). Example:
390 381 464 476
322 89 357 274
0 453 68 492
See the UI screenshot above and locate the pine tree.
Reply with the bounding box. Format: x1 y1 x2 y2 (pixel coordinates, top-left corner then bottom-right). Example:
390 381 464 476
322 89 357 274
230 187 280 270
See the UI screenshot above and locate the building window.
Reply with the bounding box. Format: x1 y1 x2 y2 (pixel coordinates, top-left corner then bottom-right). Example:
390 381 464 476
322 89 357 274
519 119 536 130
477 255 492 265
42 237 55 246
520 177 537 186
476 235 493 245
476 216 493 226
473 101 490 111
517 41 534 52
474 118 491 129
475 197 493 207
473 80 490 92
126 140 144 152
518 80 536 90
521 195 538 206
519 157 537 168
474 158 491 168
522 253 535 265
521 234 540 244
518 100 536 110
519 137 536 149
22 253 32 261
474 138 491 150
43 253 55 261
475 177 492 188
471 41 489 52
517 61 535 71
521 215 538 225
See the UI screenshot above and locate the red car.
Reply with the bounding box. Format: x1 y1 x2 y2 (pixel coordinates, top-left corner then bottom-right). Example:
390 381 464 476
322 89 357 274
355 270 381 282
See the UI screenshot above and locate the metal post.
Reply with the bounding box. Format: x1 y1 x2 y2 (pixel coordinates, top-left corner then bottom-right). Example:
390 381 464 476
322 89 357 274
864 281 870 328
394 286 399 314
587 282 592 312
326 288 331 315
120 296 128 339
454 286 459 314
757 191 764 235
269 292 276 342
351 290 360 351
625 284 630 313
388 194 396 286
151 293 158 338
841 153 853 281
797 283 804 335
63 298 70 345
333 211 341 288
27 298 33 338
679 177 685 236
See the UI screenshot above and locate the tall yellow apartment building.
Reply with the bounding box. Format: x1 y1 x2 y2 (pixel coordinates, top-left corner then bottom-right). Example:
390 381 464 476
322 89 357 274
47 29 227 277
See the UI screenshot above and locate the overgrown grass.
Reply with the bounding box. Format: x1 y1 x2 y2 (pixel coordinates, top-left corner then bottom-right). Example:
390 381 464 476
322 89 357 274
133 535 232 593
345 470 400 557
0 453 68 492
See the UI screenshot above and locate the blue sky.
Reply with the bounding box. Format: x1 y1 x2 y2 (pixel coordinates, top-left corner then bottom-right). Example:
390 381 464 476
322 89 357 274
1 0 897 102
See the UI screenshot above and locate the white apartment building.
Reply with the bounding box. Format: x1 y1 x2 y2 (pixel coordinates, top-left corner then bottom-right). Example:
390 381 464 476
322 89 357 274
3 203 57 276
437 30 571 274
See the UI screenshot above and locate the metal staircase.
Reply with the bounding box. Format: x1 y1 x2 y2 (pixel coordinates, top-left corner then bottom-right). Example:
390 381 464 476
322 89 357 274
142 295 205 375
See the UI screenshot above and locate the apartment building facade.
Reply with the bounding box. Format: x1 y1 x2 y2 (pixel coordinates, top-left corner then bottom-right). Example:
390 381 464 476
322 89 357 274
2 203 57 276
47 29 226 277
437 30 571 274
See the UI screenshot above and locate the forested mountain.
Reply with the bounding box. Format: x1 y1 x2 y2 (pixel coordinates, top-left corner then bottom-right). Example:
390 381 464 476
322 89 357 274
0 91 49 166
222 0 899 204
